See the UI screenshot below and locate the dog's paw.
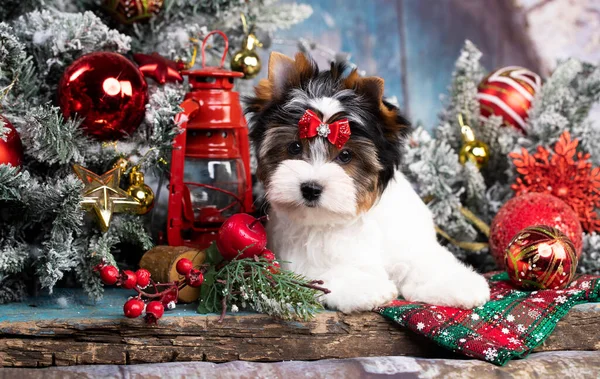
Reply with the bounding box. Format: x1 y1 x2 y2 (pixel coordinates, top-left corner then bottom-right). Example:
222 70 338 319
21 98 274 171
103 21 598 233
402 270 490 309
323 276 398 313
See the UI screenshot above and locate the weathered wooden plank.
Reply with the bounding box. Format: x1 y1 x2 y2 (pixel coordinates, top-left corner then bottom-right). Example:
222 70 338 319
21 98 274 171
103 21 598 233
0 289 598 367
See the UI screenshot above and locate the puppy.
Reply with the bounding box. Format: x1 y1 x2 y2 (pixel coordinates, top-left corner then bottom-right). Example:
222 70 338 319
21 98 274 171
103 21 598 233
246 52 490 313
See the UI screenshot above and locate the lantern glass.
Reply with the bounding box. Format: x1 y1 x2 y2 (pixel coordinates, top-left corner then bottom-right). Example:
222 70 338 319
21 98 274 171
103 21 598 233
183 157 246 223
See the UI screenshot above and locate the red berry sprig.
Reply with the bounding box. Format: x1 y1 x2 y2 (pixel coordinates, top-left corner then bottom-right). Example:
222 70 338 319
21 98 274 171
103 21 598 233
93 258 207 324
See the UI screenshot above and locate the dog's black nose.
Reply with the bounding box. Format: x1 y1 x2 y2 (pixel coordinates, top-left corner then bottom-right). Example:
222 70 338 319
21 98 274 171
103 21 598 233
300 182 323 202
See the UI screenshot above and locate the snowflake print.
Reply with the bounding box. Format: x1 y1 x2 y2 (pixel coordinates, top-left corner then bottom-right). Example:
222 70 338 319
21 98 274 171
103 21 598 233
493 314 499 320
508 337 520 345
517 324 526 333
567 289 581 295
416 322 425 331
582 281 591 289
506 315 515 322
534 332 545 341
459 338 467 343
531 298 545 303
502 328 509 334
471 314 480 321
555 295 567 304
496 295 504 299
483 347 498 361
528 309 541 319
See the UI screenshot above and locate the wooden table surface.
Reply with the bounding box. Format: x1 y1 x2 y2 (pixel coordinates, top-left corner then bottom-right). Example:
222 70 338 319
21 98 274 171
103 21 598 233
1 288 599 367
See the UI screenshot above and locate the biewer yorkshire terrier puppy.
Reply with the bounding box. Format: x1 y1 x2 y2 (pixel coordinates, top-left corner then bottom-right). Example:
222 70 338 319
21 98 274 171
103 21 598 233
246 52 490 313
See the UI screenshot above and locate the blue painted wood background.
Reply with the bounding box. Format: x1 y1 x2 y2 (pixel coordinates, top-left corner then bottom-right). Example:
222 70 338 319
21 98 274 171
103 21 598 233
261 0 541 130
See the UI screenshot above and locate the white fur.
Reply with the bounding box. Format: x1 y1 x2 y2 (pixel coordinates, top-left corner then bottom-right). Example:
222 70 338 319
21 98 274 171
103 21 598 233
266 139 357 225
267 171 490 313
309 97 344 122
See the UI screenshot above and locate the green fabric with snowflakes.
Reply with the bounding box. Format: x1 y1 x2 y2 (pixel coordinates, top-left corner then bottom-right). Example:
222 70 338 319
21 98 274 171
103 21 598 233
377 273 600 365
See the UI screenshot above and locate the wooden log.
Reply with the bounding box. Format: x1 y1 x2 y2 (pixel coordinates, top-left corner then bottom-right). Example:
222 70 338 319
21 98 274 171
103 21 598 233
1 292 599 367
139 246 205 302
0 289 598 367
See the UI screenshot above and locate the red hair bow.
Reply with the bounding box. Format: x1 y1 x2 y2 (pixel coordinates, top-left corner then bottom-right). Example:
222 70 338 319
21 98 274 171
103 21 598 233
298 109 351 149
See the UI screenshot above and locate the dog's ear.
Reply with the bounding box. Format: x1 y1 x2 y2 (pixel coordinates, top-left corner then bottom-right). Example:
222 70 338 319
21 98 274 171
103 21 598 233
248 52 316 113
344 70 410 141
344 71 385 102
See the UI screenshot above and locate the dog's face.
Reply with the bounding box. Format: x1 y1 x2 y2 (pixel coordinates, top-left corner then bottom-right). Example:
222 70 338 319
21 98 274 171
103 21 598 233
247 53 410 225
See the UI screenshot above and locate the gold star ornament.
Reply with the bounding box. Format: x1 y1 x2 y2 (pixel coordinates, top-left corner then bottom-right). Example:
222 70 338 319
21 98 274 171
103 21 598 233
73 164 142 231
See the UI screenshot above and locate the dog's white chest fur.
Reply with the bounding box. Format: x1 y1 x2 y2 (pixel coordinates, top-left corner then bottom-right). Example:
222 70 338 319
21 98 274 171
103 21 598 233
267 172 490 313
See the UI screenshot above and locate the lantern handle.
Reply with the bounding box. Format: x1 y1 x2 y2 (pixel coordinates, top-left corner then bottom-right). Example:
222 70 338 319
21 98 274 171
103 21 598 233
201 30 229 69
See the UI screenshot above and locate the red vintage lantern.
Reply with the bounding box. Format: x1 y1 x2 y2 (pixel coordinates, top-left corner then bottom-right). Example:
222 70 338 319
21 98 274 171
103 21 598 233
167 31 254 249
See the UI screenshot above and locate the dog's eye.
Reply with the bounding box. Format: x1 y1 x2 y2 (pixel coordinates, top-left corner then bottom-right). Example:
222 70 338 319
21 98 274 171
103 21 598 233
287 141 302 156
336 150 352 164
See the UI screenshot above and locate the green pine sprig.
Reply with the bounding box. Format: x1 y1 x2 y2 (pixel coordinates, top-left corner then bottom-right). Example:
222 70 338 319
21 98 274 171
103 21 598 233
197 243 328 321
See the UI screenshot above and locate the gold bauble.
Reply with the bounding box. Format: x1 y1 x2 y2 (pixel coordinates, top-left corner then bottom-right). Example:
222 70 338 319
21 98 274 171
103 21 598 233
127 166 155 214
127 183 155 214
230 33 262 79
231 49 261 79
459 140 490 169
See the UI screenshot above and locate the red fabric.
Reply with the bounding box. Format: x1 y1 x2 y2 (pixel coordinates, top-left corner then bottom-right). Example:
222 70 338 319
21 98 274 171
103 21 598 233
377 273 600 365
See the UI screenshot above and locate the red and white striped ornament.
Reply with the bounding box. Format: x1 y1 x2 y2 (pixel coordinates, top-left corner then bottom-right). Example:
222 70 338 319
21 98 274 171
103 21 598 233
477 66 542 134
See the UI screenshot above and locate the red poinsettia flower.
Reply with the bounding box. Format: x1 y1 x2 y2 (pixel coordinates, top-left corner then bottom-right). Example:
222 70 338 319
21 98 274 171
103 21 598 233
510 131 600 233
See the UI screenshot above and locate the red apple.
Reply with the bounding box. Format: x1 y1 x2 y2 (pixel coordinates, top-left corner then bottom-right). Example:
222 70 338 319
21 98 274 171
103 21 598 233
217 213 267 260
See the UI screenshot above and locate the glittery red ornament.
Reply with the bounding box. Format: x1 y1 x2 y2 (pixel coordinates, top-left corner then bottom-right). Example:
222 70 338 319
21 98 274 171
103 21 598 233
0 115 23 167
490 193 582 268
58 52 148 140
477 66 541 134
510 131 600 233
505 225 578 290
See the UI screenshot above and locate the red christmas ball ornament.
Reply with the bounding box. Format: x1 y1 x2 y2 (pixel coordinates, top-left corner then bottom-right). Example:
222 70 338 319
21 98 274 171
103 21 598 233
490 193 582 268
135 268 151 288
121 270 138 289
505 225 578 290
477 66 542 134
186 269 204 288
58 52 148 140
99 265 120 285
216 214 267 260
123 298 145 318
145 301 164 324
175 258 194 276
0 116 23 167
261 249 276 262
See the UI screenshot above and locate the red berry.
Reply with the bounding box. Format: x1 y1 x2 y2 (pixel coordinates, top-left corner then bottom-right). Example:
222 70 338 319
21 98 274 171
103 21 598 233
161 288 178 307
145 301 164 324
216 213 267 260
99 265 119 285
268 261 281 274
123 298 145 318
261 249 276 262
121 270 138 289
186 269 204 287
135 269 151 288
176 258 194 276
